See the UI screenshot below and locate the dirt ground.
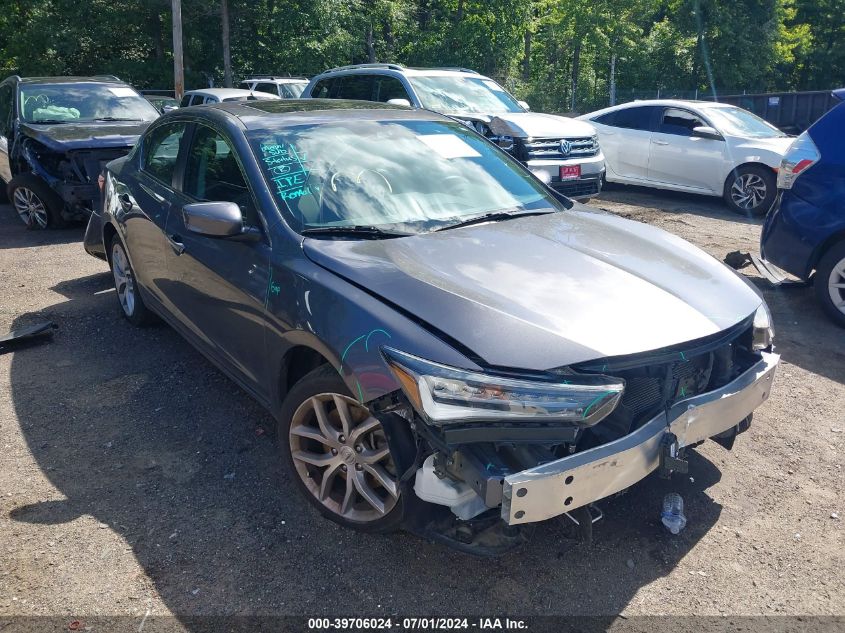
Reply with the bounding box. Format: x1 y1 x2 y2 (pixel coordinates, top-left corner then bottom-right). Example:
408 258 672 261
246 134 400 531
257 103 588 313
1 185 843 628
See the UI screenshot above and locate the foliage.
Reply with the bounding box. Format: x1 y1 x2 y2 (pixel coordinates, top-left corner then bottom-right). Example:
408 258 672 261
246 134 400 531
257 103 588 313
0 0 839 113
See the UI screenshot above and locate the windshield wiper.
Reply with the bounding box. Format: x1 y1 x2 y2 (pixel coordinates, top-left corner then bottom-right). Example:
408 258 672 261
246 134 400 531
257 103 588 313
301 225 412 239
28 119 70 124
436 209 556 232
93 117 143 122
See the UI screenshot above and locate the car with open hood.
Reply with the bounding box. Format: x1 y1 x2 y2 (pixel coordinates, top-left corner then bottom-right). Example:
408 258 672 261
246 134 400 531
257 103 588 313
83 99 778 553
0 75 160 229
302 64 605 200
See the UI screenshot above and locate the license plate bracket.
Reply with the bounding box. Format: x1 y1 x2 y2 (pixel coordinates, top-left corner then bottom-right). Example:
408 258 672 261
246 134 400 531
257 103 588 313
560 165 581 181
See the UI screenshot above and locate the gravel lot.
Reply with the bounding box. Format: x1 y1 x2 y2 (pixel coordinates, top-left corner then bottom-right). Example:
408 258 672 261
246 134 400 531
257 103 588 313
1 186 843 627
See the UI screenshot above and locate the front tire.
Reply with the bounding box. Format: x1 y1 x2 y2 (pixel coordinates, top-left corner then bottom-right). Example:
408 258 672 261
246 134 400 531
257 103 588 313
277 365 405 532
815 241 845 328
110 237 155 326
724 165 776 217
8 174 66 230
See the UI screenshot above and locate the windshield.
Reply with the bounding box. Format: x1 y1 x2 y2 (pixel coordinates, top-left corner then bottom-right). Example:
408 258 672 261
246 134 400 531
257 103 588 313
248 119 561 235
282 82 307 98
19 82 159 123
707 106 787 138
408 76 524 115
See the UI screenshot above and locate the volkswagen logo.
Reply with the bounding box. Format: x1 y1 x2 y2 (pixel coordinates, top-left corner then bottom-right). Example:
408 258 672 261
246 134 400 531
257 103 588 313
559 139 572 156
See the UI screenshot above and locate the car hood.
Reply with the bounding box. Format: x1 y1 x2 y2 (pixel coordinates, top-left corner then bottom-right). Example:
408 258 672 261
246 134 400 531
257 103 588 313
487 112 596 139
302 205 762 370
20 121 151 152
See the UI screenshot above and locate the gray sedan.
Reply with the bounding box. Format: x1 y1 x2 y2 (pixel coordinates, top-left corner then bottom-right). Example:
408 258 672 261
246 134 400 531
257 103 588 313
84 99 778 553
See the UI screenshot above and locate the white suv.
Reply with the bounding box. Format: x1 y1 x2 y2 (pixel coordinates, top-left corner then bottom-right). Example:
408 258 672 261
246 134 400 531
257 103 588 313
302 64 605 199
240 76 309 99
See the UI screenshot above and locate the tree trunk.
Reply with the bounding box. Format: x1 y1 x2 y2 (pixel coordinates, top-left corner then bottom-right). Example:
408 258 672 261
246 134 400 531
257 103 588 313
570 41 581 112
221 0 232 87
172 0 184 99
522 29 531 81
366 23 376 62
609 51 616 106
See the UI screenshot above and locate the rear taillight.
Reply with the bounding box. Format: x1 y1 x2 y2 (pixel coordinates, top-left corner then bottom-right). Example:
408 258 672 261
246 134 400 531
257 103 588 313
778 132 820 189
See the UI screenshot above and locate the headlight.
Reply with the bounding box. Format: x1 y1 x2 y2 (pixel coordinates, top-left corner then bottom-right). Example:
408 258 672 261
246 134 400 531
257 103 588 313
752 303 774 350
381 347 624 426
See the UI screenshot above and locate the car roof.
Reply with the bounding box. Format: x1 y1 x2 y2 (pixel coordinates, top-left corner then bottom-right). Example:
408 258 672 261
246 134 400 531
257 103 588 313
14 76 128 85
242 77 309 84
315 64 489 80
195 98 450 130
592 99 735 113
185 88 274 98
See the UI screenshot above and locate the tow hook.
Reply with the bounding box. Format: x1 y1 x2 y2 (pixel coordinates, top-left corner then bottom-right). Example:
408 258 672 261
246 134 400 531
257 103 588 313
658 432 688 479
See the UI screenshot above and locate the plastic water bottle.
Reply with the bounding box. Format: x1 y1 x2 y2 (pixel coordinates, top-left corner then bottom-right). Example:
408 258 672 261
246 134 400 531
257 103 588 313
661 493 687 534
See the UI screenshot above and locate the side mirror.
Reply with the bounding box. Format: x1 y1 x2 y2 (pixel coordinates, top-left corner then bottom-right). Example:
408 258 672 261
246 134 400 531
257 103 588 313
386 98 412 108
518 100 530 111
183 202 243 237
692 125 723 140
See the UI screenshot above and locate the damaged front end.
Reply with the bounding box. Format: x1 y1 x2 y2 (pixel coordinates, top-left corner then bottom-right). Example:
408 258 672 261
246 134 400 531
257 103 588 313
372 308 777 554
18 137 130 221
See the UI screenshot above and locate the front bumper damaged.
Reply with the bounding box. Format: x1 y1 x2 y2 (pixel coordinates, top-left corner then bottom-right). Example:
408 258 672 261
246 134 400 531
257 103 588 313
501 351 779 525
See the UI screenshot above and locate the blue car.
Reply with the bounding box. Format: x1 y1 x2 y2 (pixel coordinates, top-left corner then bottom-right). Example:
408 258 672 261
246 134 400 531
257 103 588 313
761 89 845 327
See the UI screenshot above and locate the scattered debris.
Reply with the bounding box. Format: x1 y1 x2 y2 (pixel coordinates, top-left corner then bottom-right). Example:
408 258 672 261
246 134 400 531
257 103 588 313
191 588 200 595
626 558 635 569
832 513 839 520
223 472 235 481
0 321 57 353
255 426 266 436
724 251 753 270
68 621 82 631
794 533 802 540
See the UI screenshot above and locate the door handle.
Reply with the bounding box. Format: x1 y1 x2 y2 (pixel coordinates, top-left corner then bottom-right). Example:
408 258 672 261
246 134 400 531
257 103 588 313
118 193 133 212
652 140 669 146
167 234 185 255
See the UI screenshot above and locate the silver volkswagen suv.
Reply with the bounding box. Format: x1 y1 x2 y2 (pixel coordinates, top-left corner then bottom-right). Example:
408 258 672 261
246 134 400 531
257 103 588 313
302 64 605 199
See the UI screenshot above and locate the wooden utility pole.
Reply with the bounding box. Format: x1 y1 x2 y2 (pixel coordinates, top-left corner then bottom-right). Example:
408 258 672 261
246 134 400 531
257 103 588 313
172 0 185 100
222 0 233 87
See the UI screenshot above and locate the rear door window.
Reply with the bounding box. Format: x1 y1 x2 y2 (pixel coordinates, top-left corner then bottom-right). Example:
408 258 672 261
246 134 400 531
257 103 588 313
179 94 191 107
0 83 13 135
609 106 658 131
255 82 279 96
142 122 186 186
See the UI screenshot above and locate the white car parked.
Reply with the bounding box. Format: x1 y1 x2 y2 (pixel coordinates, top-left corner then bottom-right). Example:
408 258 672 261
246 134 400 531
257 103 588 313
179 88 280 107
578 100 794 215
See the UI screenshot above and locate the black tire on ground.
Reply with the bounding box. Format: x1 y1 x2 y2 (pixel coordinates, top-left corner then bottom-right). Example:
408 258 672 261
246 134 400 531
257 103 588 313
7 174 66 229
814 240 845 328
109 236 156 326
723 164 777 217
277 364 407 533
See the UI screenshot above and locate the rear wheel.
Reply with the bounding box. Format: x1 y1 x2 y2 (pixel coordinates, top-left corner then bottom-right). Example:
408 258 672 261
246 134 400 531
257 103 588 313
724 165 776 217
110 237 155 326
815 241 845 328
8 174 66 229
277 365 405 532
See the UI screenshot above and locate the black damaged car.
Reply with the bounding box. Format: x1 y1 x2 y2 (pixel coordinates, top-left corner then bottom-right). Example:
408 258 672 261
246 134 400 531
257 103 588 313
0 75 159 229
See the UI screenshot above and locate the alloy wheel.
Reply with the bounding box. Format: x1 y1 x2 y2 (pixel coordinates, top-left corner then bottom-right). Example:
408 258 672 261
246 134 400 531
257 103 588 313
827 257 845 317
12 187 49 229
730 173 767 210
289 393 399 523
111 244 136 317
